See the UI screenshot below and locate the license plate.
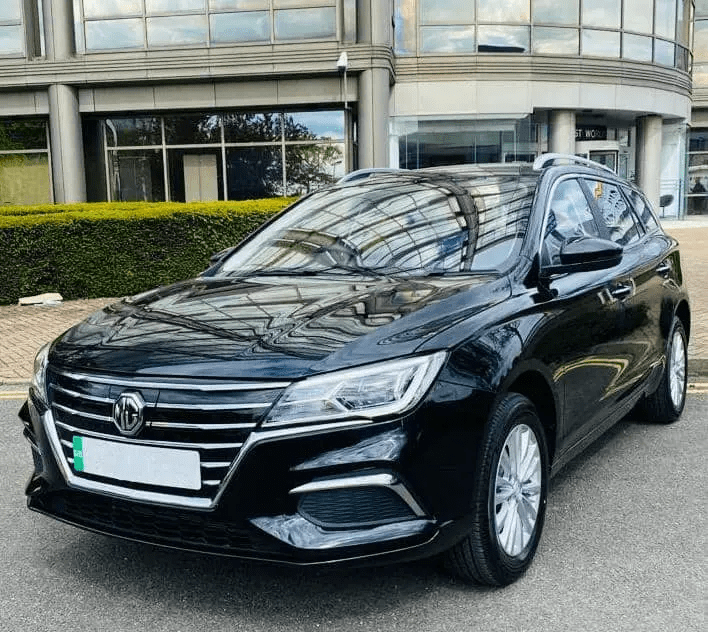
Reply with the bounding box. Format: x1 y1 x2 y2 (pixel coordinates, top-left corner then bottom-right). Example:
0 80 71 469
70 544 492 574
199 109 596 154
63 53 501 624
72 436 201 490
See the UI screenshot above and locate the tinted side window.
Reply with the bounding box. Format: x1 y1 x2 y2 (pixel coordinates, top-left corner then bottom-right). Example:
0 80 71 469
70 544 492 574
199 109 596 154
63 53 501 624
584 178 641 246
542 178 600 265
622 186 659 232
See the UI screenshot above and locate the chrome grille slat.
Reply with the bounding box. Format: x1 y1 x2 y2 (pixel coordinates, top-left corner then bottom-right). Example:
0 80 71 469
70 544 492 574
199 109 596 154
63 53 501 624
47 368 287 503
53 369 290 391
54 420 243 450
153 402 270 411
53 402 113 423
149 421 258 431
53 385 113 405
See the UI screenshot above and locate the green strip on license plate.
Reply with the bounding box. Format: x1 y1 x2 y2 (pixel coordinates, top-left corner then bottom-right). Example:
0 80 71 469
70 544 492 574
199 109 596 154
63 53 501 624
73 436 84 472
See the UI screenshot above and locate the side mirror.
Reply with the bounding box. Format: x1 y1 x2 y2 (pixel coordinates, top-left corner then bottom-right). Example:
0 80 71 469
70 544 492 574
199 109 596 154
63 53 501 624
659 194 674 208
543 236 623 276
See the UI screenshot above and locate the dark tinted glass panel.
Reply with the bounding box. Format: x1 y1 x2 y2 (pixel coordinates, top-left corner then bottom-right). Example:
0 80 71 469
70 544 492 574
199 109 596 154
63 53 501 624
108 150 165 202
0 120 47 150
623 186 658 230
285 144 344 196
226 147 283 199
223 113 281 142
165 115 221 144
105 118 162 147
285 112 345 141
690 130 708 152
585 178 640 246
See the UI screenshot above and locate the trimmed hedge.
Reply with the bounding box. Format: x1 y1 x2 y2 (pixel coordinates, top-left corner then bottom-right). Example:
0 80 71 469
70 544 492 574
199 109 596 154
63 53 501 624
0 199 294 305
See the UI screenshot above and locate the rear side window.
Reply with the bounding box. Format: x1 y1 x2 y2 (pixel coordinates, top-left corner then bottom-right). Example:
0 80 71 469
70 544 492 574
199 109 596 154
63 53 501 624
622 186 659 232
584 178 641 246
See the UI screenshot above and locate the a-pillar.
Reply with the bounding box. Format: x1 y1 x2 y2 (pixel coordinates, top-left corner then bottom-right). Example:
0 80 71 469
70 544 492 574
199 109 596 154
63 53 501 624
43 0 86 203
549 110 576 155
636 116 663 212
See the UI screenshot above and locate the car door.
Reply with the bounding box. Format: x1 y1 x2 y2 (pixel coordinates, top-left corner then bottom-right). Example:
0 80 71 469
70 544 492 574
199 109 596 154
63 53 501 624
581 177 660 402
533 176 634 453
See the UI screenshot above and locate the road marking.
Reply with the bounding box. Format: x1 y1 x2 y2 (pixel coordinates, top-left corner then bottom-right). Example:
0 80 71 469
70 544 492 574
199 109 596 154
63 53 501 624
0 392 27 400
687 383 708 394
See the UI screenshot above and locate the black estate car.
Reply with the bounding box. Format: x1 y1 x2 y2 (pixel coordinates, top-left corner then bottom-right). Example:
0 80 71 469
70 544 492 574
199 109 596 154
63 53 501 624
20 153 690 586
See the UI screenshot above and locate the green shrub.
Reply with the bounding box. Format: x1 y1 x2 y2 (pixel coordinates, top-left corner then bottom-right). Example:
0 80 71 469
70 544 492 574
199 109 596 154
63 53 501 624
0 199 294 304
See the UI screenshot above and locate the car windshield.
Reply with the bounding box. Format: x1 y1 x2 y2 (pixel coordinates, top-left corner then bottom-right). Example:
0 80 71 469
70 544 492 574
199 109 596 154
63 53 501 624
217 174 537 277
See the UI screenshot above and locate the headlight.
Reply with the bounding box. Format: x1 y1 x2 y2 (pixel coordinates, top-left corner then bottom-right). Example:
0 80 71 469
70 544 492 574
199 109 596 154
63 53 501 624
264 352 447 426
31 342 51 406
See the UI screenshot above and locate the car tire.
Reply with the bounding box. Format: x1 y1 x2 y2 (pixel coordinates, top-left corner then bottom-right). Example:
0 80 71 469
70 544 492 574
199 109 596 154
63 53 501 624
639 318 688 424
445 393 548 586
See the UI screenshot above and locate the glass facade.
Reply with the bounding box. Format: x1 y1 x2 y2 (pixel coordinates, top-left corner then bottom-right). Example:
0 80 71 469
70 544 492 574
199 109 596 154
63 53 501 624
391 116 545 169
74 0 337 52
0 119 51 205
688 128 708 214
394 0 693 69
93 110 345 202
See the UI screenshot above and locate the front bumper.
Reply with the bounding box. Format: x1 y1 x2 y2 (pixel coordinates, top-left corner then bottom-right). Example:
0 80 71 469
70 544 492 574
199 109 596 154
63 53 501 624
19 385 486 566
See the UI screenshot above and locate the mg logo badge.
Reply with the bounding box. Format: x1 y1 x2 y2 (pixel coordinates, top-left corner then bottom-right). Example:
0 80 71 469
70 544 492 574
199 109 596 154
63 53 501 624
113 392 146 436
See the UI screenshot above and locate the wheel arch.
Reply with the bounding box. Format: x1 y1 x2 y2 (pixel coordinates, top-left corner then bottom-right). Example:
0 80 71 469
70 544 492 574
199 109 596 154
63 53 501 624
506 370 558 466
675 299 690 343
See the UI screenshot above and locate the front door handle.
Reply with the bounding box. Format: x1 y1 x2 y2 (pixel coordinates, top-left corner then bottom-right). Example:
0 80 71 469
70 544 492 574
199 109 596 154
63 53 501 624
656 261 672 277
610 283 633 299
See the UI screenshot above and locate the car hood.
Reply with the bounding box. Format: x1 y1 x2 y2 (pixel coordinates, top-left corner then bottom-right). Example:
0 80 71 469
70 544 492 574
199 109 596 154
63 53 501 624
50 273 510 379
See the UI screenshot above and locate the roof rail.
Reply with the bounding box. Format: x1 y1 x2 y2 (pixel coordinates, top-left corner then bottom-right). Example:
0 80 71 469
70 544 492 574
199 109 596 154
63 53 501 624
338 168 406 183
533 153 615 174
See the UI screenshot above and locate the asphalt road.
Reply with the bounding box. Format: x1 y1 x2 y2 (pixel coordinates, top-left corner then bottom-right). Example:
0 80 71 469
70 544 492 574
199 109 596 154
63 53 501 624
1 396 705 632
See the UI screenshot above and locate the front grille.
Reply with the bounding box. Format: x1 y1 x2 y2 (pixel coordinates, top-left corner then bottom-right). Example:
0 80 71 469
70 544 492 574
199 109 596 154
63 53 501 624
33 490 280 556
46 368 288 504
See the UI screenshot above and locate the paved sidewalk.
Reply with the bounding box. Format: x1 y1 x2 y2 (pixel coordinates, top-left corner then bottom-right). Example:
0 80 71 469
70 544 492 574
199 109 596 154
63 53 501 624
1 218 707 390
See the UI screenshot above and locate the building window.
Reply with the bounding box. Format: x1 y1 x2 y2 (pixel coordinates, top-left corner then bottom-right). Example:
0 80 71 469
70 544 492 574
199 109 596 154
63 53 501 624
688 129 708 215
93 110 346 202
394 0 691 70
0 0 24 56
390 116 545 169
0 118 51 206
74 0 337 52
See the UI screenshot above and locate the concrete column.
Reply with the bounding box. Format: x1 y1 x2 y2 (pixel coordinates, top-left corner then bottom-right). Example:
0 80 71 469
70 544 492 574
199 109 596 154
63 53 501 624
549 110 576 155
42 0 74 61
358 68 390 168
636 116 663 211
48 84 87 203
42 0 86 203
